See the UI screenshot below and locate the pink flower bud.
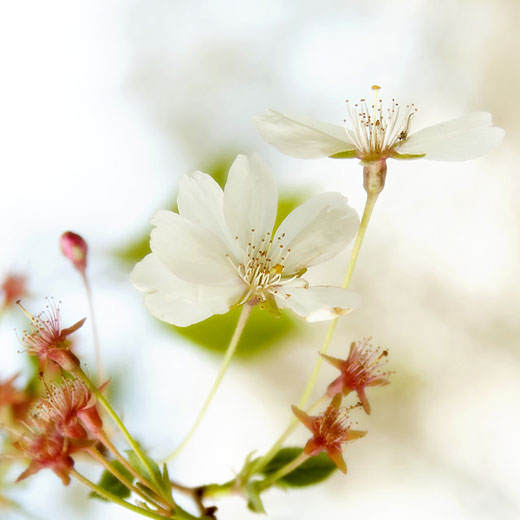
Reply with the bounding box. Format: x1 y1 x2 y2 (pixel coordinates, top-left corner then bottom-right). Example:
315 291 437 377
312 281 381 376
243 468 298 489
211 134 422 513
60 231 88 273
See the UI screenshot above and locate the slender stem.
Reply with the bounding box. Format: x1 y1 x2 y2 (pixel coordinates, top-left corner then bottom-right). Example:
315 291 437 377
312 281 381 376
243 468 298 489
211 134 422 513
71 469 169 520
81 272 104 384
259 452 310 490
96 430 151 489
95 433 173 510
164 304 253 462
297 190 380 410
87 446 169 514
169 482 213 518
76 368 167 500
251 189 380 476
250 394 327 475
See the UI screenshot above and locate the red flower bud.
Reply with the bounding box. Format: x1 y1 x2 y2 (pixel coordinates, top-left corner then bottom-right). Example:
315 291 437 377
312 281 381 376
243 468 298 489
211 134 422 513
60 231 88 273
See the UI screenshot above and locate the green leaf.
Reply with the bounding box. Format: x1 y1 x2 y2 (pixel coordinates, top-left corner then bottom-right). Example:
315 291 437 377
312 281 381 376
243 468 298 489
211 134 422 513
161 463 174 501
245 481 266 514
89 460 134 501
125 450 166 496
261 447 337 487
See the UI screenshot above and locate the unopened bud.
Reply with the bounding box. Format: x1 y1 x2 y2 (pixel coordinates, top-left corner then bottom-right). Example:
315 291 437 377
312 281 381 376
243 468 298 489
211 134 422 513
60 231 88 273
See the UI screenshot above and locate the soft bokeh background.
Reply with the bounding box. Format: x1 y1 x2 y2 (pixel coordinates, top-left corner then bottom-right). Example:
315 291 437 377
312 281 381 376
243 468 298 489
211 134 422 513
1 0 519 519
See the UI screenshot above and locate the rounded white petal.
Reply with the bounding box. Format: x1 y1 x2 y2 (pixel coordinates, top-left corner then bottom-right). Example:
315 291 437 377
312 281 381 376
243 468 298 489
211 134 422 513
223 154 278 253
253 110 356 159
397 112 505 161
150 209 237 285
177 171 241 258
270 192 359 273
274 286 360 322
131 254 243 326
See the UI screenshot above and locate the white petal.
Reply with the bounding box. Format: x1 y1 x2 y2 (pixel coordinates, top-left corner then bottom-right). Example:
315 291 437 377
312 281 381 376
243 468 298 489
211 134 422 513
177 171 241 258
274 286 360 322
253 110 356 159
131 254 243 326
397 112 505 161
223 154 278 253
150 209 237 285
270 192 359 273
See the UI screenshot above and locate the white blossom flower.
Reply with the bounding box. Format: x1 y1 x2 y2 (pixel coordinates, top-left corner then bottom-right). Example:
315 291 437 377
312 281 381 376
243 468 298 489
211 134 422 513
253 86 505 164
131 154 360 326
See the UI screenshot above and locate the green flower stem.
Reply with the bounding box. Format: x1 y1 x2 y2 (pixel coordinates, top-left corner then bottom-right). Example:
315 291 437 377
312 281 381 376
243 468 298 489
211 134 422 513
96 430 150 488
164 303 253 462
75 368 169 504
200 480 235 500
250 188 381 476
71 469 170 520
81 271 105 384
258 451 310 490
87 446 169 514
297 189 380 410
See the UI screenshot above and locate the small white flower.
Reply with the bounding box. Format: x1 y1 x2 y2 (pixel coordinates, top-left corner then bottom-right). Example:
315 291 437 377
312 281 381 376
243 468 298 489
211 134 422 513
131 154 360 326
253 86 505 164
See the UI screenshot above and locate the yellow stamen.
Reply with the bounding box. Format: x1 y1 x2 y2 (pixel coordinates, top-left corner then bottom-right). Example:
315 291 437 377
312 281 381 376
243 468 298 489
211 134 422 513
372 85 381 126
16 301 38 326
270 264 283 275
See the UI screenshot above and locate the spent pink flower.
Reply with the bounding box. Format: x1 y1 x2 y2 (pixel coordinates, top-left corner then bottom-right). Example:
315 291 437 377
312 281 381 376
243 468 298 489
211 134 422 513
1 274 28 309
291 395 366 474
13 420 89 486
18 299 84 372
321 338 390 414
32 378 104 439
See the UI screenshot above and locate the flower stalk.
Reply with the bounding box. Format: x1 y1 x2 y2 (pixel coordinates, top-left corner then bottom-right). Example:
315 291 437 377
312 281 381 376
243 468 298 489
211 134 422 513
87 446 169 514
297 184 380 411
250 185 380 475
165 303 253 461
75 368 169 504
70 469 171 520
81 271 104 384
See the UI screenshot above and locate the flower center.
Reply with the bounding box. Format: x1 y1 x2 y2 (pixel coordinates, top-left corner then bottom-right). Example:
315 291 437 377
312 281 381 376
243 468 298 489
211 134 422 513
315 407 350 446
345 85 417 160
226 229 297 304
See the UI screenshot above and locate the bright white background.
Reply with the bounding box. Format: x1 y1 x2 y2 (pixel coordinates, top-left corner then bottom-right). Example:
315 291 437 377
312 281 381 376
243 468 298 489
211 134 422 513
0 1 519 519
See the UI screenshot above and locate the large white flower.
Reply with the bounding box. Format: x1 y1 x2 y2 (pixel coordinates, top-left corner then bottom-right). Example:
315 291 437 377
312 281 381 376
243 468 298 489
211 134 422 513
131 154 360 326
253 86 505 164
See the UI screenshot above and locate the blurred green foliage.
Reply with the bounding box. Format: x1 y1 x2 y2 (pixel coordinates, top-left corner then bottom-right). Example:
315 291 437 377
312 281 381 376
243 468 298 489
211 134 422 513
118 154 308 357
